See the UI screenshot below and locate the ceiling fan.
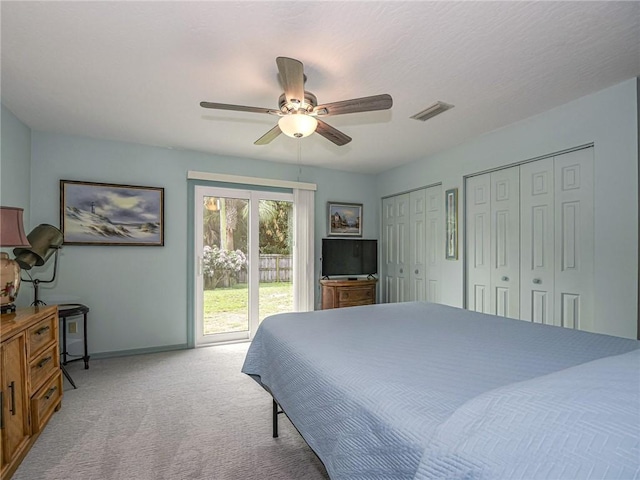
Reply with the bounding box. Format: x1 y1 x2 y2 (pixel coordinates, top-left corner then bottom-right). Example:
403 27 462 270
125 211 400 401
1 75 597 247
200 57 392 146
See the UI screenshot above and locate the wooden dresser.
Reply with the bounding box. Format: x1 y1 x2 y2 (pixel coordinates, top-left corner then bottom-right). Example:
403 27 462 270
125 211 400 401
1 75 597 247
1 306 63 480
320 279 377 309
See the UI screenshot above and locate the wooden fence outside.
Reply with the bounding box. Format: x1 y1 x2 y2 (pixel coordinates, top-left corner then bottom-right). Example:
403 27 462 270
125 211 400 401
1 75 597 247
237 254 292 284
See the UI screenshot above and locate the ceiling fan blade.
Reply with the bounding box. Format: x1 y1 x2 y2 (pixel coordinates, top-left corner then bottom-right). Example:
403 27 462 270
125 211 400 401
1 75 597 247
316 119 352 146
254 125 282 145
276 57 305 107
313 94 393 116
200 102 279 115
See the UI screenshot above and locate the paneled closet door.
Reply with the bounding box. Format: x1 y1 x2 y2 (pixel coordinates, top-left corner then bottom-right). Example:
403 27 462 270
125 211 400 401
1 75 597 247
425 185 443 303
554 148 594 331
409 189 427 301
382 194 410 303
466 174 492 313
520 158 555 324
490 166 520 318
466 168 520 318
468 147 594 328
394 194 411 302
384 188 443 304
382 197 396 303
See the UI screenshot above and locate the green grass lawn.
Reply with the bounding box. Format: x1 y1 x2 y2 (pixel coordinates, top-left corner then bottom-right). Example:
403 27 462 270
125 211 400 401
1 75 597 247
203 282 293 335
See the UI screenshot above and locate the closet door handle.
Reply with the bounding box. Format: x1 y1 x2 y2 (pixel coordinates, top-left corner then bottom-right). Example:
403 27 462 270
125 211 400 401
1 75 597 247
399 268 403 274
533 278 542 284
501 276 509 282
414 269 419 275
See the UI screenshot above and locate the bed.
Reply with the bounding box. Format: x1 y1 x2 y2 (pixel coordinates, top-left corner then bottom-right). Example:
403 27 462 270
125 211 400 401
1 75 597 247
241 302 640 479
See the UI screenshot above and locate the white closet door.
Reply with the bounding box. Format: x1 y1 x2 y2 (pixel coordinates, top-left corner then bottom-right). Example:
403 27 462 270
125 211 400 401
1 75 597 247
554 148 594 330
520 158 555 324
382 194 411 303
425 185 442 303
395 194 411 302
490 166 520 318
466 174 492 313
382 197 396 303
409 189 427 301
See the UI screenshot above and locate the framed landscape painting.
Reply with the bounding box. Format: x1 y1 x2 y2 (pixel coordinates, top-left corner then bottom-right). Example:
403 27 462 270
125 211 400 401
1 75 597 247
327 202 362 237
60 180 164 246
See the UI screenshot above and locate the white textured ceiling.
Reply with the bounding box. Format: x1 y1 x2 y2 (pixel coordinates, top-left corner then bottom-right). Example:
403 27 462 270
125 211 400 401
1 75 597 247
2 1 639 174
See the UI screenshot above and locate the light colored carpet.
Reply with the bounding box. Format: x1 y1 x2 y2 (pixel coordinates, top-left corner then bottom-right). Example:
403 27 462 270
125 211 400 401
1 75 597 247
13 343 329 480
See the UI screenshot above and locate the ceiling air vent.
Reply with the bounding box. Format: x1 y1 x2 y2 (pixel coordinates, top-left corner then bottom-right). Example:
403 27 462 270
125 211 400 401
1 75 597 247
410 101 454 122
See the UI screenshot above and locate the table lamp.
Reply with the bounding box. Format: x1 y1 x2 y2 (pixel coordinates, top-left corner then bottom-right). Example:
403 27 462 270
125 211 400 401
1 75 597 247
0 207 31 313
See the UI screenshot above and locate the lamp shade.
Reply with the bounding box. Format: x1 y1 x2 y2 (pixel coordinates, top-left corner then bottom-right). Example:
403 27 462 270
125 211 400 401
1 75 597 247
13 224 63 270
0 206 30 312
278 113 318 139
0 207 30 247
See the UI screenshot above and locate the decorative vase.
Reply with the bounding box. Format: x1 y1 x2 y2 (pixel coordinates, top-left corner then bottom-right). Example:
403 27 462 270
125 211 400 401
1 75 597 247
0 252 21 313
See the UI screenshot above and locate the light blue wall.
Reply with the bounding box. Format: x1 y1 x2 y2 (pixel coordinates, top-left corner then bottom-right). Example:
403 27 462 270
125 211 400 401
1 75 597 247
28 132 378 355
1 105 31 228
376 78 639 339
4 78 638 353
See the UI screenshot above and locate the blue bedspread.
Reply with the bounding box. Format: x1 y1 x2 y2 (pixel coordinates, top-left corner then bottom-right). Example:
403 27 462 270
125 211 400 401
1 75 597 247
241 302 640 479
415 349 640 479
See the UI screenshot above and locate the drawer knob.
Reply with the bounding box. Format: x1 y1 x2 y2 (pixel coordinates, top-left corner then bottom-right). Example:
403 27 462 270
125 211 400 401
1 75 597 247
9 381 16 415
38 356 52 368
35 326 50 336
44 386 57 400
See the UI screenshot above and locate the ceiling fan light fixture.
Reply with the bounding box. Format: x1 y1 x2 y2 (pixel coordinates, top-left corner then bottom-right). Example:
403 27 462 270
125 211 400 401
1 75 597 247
278 113 318 139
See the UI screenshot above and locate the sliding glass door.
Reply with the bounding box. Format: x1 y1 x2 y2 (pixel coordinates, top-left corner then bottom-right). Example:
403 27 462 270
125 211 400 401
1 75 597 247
257 199 294 323
194 186 294 345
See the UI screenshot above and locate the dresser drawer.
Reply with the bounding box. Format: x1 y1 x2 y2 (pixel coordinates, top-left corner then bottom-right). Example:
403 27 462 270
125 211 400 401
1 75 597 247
28 314 56 359
338 287 374 303
31 371 63 434
29 344 59 394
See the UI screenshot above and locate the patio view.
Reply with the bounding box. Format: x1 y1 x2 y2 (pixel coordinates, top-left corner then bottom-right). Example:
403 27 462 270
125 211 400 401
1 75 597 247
202 196 293 335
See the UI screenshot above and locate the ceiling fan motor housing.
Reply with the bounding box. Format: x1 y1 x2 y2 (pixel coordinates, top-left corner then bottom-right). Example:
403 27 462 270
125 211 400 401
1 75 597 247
278 92 317 114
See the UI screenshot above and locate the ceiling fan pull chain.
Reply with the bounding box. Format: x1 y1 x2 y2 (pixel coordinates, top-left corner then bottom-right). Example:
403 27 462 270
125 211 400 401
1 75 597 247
297 140 302 182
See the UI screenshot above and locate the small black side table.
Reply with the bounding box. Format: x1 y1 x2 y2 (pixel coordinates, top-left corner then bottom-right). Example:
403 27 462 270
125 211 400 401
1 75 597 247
58 304 90 388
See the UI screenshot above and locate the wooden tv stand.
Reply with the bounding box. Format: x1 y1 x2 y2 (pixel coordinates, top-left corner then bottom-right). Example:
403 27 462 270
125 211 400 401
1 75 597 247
320 279 377 309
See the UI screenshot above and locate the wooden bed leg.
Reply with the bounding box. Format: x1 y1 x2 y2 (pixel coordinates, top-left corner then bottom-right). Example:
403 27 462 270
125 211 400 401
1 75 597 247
272 399 279 438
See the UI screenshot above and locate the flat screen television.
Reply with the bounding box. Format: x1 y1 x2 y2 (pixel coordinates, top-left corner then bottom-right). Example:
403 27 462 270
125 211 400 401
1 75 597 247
321 238 378 277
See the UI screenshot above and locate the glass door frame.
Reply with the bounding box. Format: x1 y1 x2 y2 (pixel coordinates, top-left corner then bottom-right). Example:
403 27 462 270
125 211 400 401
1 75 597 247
194 185 294 346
